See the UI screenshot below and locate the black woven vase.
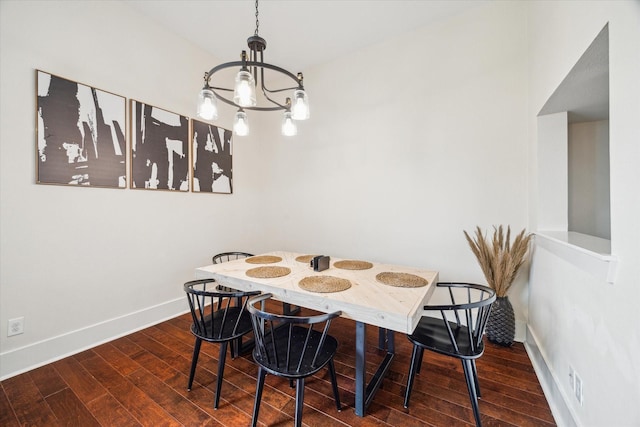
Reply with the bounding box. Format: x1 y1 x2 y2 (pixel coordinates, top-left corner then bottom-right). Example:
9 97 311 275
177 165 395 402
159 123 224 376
486 296 515 347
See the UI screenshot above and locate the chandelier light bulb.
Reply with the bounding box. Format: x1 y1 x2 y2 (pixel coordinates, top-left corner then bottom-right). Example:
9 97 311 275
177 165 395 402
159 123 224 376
198 1 309 137
233 70 257 107
281 111 297 136
234 110 250 136
291 89 310 120
197 88 218 120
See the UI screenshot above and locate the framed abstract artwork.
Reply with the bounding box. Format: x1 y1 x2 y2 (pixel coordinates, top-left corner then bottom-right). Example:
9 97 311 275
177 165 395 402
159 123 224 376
36 70 126 188
191 119 233 194
130 100 189 191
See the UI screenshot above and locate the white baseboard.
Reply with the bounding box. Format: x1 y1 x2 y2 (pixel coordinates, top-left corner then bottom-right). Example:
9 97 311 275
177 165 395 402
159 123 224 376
525 324 579 427
0 297 188 381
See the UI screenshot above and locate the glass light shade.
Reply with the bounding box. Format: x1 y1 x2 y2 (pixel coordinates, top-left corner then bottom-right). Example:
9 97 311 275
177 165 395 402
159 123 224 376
197 88 218 120
233 70 257 107
291 89 310 120
233 110 249 136
281 111 297 136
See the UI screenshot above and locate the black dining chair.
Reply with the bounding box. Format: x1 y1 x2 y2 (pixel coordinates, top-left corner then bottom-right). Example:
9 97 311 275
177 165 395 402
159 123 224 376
212 252 254 292
184 279 260 409
403 282 496 427
212 252 257 357
213 251 299 316
212 251 254 265
246 293 342 427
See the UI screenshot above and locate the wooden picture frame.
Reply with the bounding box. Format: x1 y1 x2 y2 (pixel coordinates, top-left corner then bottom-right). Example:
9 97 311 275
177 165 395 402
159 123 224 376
191 119 233 194
36 70 126 188
130 100 189 191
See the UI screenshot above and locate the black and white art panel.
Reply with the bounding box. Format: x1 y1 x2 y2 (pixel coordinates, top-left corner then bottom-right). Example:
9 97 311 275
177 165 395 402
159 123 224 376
191 119 233 194
36 70 126 187
130 100 189 191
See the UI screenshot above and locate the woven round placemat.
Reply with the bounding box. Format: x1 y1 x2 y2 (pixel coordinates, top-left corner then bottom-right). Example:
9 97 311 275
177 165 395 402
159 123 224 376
246 266 291 278
299 276 352 293
295 255 317 263
376 272 428 288
245 255 282 264
334 260 373 270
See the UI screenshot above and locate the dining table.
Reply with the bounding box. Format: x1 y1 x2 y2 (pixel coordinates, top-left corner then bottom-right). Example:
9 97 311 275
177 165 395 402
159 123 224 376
194 250 439 417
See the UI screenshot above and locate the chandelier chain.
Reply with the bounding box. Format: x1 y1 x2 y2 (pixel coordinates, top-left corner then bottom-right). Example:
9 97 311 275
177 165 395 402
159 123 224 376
254 0 259 36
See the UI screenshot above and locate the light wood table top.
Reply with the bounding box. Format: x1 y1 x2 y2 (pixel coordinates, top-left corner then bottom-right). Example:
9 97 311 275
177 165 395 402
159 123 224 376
195 251 438 334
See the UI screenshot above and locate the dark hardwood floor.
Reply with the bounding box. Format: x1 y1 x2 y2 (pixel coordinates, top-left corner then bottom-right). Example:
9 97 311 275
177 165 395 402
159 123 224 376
1 302 555 426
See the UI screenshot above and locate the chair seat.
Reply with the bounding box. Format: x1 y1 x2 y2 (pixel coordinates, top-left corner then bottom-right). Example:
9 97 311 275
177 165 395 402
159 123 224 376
254 325 338 379
190 307 253 342
408 316 485 359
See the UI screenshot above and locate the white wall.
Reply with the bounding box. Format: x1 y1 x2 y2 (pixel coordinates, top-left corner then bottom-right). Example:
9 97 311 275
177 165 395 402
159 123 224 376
527 1 640 426
0 0 272 378
261 0 531 316
568 120 611 239
537 112 569 231
1 1 532 381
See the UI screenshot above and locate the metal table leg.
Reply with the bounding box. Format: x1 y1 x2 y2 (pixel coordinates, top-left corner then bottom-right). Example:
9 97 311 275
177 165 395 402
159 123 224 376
355 321 395 417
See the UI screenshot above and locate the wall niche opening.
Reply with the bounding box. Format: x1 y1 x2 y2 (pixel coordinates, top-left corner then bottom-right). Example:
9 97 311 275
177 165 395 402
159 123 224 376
538 24 610 241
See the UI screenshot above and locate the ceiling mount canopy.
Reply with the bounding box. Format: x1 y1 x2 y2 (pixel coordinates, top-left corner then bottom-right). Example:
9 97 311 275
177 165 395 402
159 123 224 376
197 0 309 136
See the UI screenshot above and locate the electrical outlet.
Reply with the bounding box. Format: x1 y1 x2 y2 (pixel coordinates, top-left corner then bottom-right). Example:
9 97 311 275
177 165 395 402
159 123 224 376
574 372 584 406
7 317 24 337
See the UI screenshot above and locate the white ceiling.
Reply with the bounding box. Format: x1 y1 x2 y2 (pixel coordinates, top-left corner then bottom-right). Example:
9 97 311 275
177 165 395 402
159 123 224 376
126 0 486 72
125 1 609 122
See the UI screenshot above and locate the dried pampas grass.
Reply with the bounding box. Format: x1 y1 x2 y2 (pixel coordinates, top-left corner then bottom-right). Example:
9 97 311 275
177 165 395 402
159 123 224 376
464 225 532 297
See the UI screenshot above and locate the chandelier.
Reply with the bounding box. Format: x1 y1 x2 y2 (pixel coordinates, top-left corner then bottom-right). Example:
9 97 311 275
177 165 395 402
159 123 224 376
196 0 310 136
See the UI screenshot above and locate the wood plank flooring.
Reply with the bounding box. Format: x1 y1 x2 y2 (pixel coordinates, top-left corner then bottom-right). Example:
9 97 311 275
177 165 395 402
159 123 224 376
1 303 555 426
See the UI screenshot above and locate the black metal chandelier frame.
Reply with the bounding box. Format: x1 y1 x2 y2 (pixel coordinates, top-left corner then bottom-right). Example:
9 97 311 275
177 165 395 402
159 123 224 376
202 34 305 112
